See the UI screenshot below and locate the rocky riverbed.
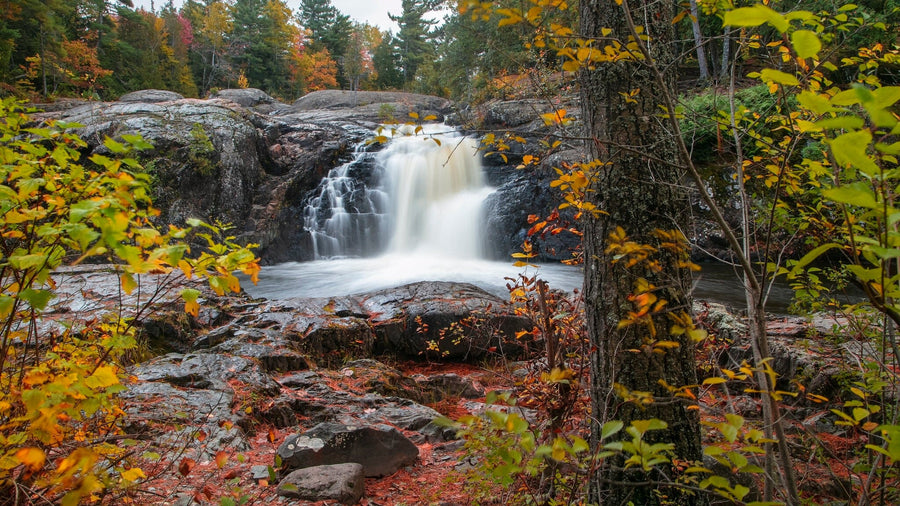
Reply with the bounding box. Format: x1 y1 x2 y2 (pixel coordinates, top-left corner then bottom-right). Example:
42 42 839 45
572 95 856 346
36 266 871 504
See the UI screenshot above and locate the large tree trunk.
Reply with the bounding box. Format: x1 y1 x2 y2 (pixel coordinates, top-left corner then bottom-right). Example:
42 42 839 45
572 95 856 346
579 1 704 504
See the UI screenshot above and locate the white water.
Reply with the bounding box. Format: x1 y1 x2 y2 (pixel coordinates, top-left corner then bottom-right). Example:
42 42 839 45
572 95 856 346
379 127 490 258
245 124 586 300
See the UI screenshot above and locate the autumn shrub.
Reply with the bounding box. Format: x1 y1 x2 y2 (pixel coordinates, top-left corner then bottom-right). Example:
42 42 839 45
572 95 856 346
0 98 259 504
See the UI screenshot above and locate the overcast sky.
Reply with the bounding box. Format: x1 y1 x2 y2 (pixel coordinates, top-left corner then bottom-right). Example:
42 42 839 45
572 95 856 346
133 1 407 32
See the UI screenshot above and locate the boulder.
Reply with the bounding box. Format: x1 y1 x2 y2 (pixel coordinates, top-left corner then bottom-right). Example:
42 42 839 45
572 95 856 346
293 89 451 119
119 89 184 102
277 422 419 477
134 352 280 395
211 88 276 107
361 282 533 360
277 463 365 505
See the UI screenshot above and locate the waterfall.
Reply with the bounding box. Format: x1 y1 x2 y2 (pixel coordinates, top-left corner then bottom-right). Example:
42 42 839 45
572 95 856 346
303 125 490 260
302 146 389 258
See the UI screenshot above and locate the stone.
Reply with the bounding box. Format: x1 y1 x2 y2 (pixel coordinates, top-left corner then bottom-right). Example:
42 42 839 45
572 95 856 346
361 282 533 361
277 463 365 505
250 464 271 481
119 89 184 102
418 373 484 399
134 352 280 395
277 422 419 477
211 88 276 107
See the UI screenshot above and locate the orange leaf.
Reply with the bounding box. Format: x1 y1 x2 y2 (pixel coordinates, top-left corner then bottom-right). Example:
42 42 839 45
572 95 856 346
215 451 228 469
178 458 195 476
16 448 45 472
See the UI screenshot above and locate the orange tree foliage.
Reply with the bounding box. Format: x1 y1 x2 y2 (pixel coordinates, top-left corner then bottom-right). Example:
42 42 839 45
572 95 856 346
290 31 339 93
0 98 260 504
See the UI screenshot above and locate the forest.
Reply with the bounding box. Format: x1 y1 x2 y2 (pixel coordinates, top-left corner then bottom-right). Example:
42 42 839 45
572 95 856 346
2 0 900 505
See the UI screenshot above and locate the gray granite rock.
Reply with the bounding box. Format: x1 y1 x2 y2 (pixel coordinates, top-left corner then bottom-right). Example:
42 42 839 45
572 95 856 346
277 422 418 477
277 463 365 504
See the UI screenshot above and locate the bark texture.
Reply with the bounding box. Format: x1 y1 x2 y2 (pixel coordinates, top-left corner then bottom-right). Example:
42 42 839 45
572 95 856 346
579 1 704 504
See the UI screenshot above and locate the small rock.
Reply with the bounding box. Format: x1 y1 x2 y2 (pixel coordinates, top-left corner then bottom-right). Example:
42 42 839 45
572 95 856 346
277 463 365 505
418 373 484 399
250 464 271 481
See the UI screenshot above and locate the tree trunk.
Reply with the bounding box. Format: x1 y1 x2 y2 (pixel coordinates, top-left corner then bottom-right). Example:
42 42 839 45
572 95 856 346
689 0 710 81
580 1 704 504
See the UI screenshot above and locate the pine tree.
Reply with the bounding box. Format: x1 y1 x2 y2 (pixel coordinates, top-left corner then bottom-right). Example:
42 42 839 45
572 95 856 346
388 0 438 87
373 33 402 90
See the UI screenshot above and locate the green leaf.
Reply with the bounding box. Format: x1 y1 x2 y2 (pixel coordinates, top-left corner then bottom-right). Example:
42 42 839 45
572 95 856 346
0 295 14 318
571 436 590 453
723 5 788 33
103 138 128 154
19 288 53 311
760 68 799 86
791 30 821 59
797 91 834 115
8 253 48 270
814 116 865 131
823 183 879 209
872 86 900 109
828 130 879 175
601 420 624 439
788 243 842 276
831 89 862 106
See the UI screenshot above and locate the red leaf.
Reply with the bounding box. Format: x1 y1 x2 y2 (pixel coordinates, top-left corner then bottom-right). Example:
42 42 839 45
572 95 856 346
178 458 195 476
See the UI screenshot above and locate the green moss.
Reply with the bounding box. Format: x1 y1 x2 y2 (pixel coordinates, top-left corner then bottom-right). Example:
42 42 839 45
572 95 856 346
188 123 217 176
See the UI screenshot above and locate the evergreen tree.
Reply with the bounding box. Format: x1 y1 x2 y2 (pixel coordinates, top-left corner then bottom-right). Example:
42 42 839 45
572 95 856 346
296 0 351 86
373 33 402 90
1 0 71 96
228 0 293 96
296 0 351 59
388 0 438 87
342 25 369 92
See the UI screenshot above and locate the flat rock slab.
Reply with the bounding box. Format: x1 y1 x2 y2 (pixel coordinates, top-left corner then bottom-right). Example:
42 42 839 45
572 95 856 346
277 422 419 477
277 463 365 505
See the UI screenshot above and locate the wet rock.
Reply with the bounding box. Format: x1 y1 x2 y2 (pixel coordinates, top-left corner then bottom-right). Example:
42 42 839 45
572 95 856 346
134 352 279 395
277 422 419 477
362 282 532 361
122 381 235 424
277 463 365 505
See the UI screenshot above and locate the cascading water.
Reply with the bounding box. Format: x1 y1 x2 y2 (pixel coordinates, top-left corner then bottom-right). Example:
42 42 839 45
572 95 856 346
380 128 491 258
302 146 389 258
303 125 491 259
245 125 584 300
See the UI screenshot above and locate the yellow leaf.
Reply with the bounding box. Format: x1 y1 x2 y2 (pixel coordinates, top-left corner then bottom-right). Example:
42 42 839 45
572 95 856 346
184 299 199 317
226 274 240 293
85 366 119 389
15 447 45 472
120 467 146 482
120 272 137 295
23 369 51 387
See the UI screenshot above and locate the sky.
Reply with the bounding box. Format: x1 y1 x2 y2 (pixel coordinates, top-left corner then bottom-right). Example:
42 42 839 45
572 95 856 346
132 1 406 32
